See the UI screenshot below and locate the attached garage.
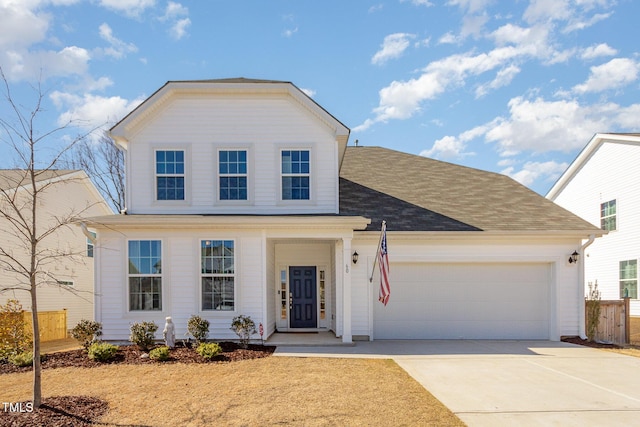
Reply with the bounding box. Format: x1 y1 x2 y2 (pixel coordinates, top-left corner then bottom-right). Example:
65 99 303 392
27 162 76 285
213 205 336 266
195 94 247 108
373 262 551 340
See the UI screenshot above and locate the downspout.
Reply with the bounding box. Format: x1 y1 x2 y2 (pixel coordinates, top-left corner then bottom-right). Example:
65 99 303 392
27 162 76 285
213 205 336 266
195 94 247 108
578 234 596 339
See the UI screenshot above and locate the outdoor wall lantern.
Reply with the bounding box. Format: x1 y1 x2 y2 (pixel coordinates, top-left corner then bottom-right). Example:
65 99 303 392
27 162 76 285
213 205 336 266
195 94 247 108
352 251 359 264
568 251 579 264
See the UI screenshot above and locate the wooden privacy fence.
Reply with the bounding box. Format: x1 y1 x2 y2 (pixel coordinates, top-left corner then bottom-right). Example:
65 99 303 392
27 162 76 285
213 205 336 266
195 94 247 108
0 310 67 342
586 299 630 346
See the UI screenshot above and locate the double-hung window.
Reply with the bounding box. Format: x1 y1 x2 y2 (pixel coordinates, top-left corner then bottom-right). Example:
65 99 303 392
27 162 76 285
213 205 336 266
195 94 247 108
620 259 638 299
601 200 616 231
87 232 96 257
201 240 235 311
156 150 185 201
219 150 247 200
281 150 310 200
128 240 162 311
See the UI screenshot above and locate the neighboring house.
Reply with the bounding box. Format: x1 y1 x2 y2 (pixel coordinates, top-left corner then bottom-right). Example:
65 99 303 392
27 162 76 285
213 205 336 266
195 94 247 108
0 170 113 331
87 79 601 343
547 133 640 317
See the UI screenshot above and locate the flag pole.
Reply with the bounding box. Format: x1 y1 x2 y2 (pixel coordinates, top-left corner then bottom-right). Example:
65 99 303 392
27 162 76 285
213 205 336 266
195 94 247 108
369 220 386 283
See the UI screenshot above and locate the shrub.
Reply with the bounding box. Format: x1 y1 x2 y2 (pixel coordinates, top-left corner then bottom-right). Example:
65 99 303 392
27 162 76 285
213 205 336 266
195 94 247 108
586 281 602 342
149 346 170 362
71 319 103 351
88 342 118 362
9 351 34 367
129 321 158 351
187 315 210 344
230 315 256 349
0 299 32 361
196 342 222 359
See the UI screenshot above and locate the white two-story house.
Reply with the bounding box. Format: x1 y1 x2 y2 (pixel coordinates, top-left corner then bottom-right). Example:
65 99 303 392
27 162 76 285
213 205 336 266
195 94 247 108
547 133 640 316
88 78 602 343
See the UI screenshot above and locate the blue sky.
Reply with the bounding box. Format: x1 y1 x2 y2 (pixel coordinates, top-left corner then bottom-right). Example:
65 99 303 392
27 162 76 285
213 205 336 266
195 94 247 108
1 0 639 195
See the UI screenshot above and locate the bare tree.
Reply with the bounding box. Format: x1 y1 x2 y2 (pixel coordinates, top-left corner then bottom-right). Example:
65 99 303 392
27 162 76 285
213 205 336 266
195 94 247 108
67 133 124 213
0 69 98 408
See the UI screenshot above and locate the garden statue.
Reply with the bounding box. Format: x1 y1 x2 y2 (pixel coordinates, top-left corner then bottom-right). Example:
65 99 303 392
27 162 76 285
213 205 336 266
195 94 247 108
163 316 175 348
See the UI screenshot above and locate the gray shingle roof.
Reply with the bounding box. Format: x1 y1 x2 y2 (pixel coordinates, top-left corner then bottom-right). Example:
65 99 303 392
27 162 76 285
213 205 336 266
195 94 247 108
339 146 600 233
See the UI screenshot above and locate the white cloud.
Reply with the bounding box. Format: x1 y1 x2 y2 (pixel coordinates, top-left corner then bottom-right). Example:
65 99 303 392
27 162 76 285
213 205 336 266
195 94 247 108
420 125 484 159
573 58 640 94
2 45 91 82
50 90 145 134
371 33 415 65
502 160 569 187
98 0 156 18
401 0 434 6
0 1 50 49
475 64 520 97
580 43 617 60
446 0 492 14
300 88 316 98
169 18 190 40
282 27 298 38
159 1 190 40
524 0 572 24
97 23 138 58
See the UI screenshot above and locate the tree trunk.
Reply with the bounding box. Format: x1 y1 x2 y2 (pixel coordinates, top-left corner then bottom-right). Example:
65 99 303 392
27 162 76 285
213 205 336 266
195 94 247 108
30 284 42 408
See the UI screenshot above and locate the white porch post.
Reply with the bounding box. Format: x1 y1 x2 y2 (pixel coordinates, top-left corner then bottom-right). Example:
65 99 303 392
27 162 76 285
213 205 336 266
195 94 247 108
342 237 353 343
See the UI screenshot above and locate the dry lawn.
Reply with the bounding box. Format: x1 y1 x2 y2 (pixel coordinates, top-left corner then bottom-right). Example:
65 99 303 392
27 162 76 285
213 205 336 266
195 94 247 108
1 357 464 426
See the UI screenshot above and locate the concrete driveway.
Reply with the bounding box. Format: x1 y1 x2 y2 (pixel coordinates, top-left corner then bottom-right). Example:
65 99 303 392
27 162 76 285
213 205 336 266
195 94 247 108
274 340 640 426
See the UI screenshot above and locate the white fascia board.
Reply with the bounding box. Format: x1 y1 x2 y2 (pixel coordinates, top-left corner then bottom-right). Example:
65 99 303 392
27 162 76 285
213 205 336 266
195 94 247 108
547 133 640 200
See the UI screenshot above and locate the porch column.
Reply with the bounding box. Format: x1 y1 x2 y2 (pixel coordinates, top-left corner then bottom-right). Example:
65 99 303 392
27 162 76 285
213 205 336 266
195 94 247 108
342 237 353 343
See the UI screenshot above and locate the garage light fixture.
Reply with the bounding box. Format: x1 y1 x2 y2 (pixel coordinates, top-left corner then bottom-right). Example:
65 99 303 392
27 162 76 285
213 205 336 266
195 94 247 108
352 251 359 264
568 251 579 264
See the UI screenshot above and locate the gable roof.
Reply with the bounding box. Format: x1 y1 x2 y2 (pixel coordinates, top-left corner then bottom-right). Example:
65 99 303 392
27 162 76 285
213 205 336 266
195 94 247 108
546 133 640 200
109 78 350 159
339 146 601 234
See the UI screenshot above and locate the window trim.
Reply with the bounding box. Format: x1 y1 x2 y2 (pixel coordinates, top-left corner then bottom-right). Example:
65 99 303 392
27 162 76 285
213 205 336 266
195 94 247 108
153 146 189 204
600 199 616 231
87 232 96 258
619 259 638 299
216 148 252 204
280 148 312 202
127 239 163 312
200 239 237 312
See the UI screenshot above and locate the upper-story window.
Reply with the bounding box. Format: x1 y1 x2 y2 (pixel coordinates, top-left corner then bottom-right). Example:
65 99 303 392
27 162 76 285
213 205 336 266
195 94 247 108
156 150 185 201
619 259 637 299
219 150 247 200
87 232 96 257
600 199 616 231
281 150 310 200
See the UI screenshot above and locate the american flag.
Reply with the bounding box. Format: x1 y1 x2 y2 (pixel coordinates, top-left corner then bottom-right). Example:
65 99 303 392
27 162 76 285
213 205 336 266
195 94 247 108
378 221 390 306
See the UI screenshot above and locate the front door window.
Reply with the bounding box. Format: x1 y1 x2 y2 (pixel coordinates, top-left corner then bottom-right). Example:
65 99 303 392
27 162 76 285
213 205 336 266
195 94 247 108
289 266 317 328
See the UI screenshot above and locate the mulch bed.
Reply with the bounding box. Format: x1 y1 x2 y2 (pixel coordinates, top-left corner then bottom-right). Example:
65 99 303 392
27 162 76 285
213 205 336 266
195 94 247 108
0 342 275 426
0 341 275 375
561 336 621 349
0 396 108 427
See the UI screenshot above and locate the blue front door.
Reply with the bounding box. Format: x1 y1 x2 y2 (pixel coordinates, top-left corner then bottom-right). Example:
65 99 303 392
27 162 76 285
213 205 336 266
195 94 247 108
289 266 317 328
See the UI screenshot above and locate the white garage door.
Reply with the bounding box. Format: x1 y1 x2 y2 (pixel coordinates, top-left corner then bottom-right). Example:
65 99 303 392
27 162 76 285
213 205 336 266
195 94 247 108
373 263 550 339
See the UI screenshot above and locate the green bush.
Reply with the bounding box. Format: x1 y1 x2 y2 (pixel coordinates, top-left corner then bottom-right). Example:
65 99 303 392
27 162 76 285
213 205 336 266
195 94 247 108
129 321 158 351
0 299 32 361
230 315 256 349
187 315 210 344
88 342 118 362
71 319 103 351
196 342 222 360
149 346 170 362
9 350 34 367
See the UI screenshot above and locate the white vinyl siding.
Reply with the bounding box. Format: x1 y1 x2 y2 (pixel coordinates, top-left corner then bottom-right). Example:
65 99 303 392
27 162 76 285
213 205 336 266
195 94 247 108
126 97 339 215
551 140 640 315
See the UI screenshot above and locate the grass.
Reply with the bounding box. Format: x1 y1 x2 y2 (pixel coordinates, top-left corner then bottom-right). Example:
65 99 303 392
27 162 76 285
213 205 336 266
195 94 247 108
1 357 464 426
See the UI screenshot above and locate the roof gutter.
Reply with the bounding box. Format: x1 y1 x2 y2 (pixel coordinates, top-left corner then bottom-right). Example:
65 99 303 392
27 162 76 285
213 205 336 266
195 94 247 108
578 234 597 339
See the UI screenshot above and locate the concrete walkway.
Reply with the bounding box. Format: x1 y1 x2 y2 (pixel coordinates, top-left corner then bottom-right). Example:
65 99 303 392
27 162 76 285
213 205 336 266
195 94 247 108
274 340 640 426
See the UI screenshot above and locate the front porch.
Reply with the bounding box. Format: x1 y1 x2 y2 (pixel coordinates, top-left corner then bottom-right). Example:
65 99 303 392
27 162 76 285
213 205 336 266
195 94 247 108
265 331 353 346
